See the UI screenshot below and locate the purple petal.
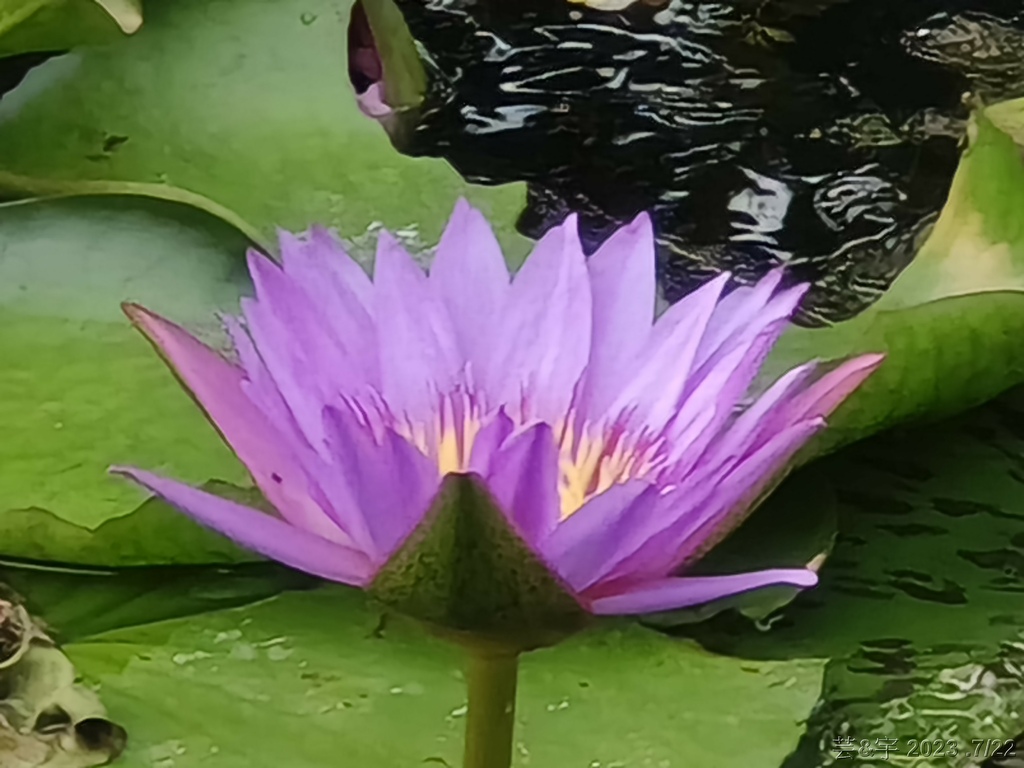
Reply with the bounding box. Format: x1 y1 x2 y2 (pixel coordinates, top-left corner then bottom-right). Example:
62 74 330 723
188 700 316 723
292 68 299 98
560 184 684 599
430 199 511 367
587 569 817 615
279 227 374 316
787 354 884 421
373 232 462 422
278 229 378 381
243 250 384 449
698 354 883 480
601 418 824 584
323 405 440 558
687 284 805 399
541 482 654 592
223 314 380 553
122 304 346 544
598 358 880 586
467 410 515 474
222 314 304 440
112 468 374 586
661 319 788 475
647 278 806 476
578 213 656 413
694 270 780 353
483 216 591 423
721 362 819 450
603 274 729 432
483 423 560 546
668 418 826 573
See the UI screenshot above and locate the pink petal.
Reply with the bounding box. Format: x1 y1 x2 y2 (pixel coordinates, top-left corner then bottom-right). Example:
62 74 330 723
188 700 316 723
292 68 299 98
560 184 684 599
430 199 511 369
579 213 656 414
483 215 591 423
122 304 345 544
788 354 885 422
356 81 393 118
699 354 883 480
112 468 374 586
483 423 561 546
587 569 817 615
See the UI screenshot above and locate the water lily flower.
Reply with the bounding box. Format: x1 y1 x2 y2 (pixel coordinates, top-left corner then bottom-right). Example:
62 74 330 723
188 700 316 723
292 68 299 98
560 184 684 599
114 200 881 628
113 200 880 767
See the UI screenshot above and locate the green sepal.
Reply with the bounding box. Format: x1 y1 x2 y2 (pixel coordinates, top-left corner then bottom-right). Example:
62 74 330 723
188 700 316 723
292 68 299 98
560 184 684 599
368 474 590 652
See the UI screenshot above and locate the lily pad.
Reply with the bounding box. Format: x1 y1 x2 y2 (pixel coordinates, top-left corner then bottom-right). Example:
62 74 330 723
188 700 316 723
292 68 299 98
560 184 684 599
0 0 530 256
767 107 1024 457
42 584 821 768
0 195 251 538
0 483 262 568
0 0 139 57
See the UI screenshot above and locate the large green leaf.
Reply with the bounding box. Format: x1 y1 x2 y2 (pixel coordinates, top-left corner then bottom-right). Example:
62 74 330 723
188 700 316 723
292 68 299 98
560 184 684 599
669 384 1024 766
48 584 821 768
0 0 140 56
0 0 530 257
768 109 1024 457
0 195 251 538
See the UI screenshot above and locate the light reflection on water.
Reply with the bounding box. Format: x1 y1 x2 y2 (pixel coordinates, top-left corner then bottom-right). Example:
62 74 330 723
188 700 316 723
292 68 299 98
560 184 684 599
388 0 1024 326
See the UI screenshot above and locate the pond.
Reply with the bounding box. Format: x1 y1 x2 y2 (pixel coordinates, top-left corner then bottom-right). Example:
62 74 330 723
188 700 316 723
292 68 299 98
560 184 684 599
0 1 1023 767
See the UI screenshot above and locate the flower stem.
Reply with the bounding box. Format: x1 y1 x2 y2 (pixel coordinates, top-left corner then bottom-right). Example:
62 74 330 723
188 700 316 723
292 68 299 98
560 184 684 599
463 650 520 768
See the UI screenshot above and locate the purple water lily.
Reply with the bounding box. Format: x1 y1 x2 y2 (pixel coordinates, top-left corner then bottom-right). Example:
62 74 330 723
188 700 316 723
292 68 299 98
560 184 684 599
113 200 881 617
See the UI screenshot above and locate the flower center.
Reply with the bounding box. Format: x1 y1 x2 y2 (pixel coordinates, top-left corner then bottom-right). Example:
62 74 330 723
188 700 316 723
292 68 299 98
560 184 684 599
402 396 659 521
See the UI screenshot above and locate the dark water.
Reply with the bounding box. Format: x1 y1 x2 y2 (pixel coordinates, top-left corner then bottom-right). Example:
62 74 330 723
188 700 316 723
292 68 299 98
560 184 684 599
389 0 1024 325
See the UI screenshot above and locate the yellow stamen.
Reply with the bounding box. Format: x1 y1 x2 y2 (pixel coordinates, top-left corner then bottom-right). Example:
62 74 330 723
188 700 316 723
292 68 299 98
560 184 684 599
399 392 483 476
557 423 658 519
436 411 481 475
